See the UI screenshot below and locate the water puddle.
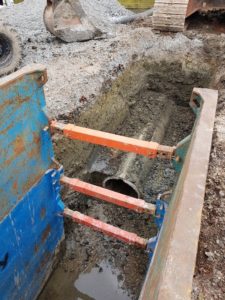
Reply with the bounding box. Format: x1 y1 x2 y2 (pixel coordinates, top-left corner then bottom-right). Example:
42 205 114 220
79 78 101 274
75 261 131 300
39 260 131 300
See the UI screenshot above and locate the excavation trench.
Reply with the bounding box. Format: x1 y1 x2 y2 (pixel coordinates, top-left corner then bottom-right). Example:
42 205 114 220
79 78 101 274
39 59 212 300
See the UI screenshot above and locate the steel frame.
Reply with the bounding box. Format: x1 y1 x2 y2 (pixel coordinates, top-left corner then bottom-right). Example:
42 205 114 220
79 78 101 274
52 120 173 249
61 176 156 214
51 121 175 159
139 88 218 300
64 208 148 248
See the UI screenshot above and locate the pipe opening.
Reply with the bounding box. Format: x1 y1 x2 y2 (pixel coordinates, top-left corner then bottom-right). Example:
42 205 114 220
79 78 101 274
104 177 140 199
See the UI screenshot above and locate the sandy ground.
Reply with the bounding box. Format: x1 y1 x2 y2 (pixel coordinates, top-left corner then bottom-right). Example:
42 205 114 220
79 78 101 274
1 1 225 299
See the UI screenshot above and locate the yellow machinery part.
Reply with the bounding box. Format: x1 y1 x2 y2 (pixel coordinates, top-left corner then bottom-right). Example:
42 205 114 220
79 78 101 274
118 0 155 9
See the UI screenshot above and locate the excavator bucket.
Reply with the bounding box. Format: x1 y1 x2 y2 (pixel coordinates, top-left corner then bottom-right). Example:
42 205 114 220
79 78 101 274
186 0 225 17
43 0 99 42
43 0 146 42
153 0 225 32
44 0 137 42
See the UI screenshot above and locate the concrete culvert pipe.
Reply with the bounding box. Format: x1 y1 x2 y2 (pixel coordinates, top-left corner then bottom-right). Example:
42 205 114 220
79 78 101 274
111 8 154 24
103 101 175 198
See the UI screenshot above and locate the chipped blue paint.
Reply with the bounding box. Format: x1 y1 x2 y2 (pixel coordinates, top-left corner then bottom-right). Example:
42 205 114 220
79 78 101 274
0 65 64 300
0 170 64 300
0 67 54 220
147 197 168 261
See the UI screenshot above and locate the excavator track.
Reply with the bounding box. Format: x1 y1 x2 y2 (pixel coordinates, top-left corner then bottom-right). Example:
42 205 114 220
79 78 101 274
153 0 189 32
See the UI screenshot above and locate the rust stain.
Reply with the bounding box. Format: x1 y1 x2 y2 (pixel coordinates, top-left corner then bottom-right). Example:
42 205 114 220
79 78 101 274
13 135 25 157
36 251 51 274
40 207 46 220
0 197 10 220
4 131 41 167
12 181 18 193
0 65 46 91
4 157 12 167
26 133 41 159
0 121 14 135
15 96 30 105
41 224 51 244
27 147 39 159
32 133 40 145
0 95 30 112
37 70 48 86
40 252 51 268
0 98 14 111
34 243 39 254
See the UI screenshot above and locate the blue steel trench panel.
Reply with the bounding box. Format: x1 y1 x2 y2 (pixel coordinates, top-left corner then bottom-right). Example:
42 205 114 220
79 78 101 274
0 65 64 300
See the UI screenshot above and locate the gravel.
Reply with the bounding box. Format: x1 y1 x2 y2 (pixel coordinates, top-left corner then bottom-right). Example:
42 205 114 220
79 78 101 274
80 0 133 32
1 0 204 117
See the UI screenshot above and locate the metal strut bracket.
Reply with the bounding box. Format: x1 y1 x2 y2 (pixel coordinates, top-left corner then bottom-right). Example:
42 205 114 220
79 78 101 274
51 119 174 250
52 120 174 250
61 176 156 214
147 194 168 260
64 208 148 249
50 121 175 159
61 176 155 249
61 176 169 251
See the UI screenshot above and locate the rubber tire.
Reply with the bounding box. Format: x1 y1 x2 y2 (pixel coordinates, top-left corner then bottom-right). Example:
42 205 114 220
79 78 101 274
0 25 22 76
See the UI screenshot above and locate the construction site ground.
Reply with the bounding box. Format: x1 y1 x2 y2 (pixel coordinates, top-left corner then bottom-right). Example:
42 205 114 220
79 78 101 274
2 1 225 299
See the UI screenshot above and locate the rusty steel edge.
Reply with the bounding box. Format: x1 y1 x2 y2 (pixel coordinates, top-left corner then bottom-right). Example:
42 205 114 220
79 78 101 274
186 0 225 17
139 88 218 300
0 64 47 88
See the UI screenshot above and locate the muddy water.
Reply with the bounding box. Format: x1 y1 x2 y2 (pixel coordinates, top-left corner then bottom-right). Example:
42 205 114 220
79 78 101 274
75 261 131 300
40 260 131 300
39 60 212 300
